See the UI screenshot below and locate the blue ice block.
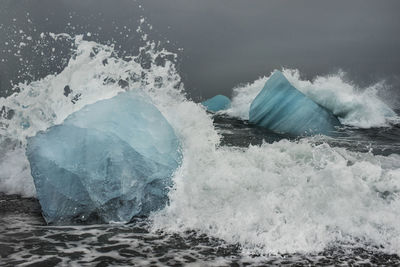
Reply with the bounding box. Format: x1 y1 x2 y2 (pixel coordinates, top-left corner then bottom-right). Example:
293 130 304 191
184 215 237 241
26 91 181 224
249 71 341 136
202 95 231 112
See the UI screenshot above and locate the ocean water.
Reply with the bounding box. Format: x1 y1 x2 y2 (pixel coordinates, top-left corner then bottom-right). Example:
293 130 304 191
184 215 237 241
1 24 400 266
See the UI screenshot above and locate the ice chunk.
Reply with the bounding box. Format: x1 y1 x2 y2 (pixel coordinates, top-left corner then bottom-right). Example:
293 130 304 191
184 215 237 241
26 91 181 224
202 95 231 112
249 71 341 136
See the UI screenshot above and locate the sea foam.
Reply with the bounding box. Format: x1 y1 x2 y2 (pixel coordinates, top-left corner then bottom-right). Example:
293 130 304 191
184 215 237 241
224 69 398 128
0 33 399 255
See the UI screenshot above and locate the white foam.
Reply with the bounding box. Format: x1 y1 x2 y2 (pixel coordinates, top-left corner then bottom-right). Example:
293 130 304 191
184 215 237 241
152 139 400 254
0 146 35 197
224 69 399 128
0 32 186 198
0 33 399 256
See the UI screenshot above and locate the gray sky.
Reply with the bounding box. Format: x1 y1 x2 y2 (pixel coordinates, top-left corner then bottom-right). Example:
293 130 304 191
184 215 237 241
1 0 400 101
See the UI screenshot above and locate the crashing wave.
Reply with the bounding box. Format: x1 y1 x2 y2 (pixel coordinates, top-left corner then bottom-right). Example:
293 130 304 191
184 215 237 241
224 69 399 128
0 32 399 254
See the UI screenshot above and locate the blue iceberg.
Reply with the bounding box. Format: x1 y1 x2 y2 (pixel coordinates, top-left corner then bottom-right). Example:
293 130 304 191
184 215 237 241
26 91 181 224
202 95 231 112
249 71 341 136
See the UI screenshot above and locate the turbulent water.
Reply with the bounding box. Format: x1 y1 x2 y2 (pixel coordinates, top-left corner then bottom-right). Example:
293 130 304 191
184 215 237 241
1 24 400 265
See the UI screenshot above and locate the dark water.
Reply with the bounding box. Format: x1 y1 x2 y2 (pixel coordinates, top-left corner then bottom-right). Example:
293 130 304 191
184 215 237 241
215 113 400 156
1 2 400 265
1 116 400 266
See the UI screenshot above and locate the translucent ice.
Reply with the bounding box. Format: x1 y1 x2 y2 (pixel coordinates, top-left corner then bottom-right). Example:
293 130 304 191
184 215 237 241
26 91 181 224
202 95 231 112
249 71 341 136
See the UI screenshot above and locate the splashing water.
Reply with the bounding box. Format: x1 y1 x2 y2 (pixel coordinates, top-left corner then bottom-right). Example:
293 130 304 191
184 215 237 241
152 139 400 254
0 32 400 257
225 69 399 128
0 32 196 196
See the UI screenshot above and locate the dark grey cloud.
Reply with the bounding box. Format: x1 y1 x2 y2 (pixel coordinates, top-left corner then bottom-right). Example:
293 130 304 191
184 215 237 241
1 0 400 101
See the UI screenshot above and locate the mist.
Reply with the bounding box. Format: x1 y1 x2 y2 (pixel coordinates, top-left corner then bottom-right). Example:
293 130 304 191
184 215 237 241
1 0 400 101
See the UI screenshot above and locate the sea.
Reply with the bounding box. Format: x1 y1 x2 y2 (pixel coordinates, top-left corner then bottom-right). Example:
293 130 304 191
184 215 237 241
1 12 400 267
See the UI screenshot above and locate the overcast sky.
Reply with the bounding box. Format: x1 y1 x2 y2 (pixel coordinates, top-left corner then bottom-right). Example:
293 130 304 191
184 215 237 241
1 0 400 100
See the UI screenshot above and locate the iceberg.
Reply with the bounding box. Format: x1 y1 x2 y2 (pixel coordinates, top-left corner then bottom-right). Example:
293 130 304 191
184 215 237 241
249 71 341 136
26 91 181 224
202 95 231 112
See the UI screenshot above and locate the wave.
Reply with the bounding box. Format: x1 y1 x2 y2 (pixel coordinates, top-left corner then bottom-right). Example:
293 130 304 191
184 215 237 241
0 32 195 196
152 139 400 254
0 32 399 255
224 69 399 128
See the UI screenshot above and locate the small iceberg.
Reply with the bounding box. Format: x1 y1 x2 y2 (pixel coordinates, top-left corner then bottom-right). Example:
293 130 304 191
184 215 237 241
26 91 181 224
249 71 341 136
202 95 231 112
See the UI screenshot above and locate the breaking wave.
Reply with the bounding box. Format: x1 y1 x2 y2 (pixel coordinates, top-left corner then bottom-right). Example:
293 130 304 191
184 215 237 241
224 69 399 128
0 31 399 256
